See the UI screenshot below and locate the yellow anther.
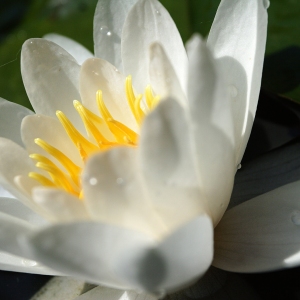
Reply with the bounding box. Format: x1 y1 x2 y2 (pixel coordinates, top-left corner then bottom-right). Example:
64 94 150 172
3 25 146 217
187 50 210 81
34 138 81 186
107 119 138 144
28 172 55 187
36 162 76 194
56 111 98 154
73 100 110 148
77 143 88 162
134 94 145 123
96 90 113 120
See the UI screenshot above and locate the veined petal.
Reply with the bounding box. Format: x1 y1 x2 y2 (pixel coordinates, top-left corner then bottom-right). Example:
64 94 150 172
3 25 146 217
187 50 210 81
21 114 83 167
80 58 138 132
74 286 157 300
44 33 93 65
122 0 188 94
138 98 207 230
0 137 44 213
82 147 164 238
21 38 85 134
214 180 300 272
32 187 89 222
0 98 33 147
187 35 235 225
27 222 155 289
207 0 268 164
0 197 46 227
93 0 139 71
149 43 186 104
115 216 213 293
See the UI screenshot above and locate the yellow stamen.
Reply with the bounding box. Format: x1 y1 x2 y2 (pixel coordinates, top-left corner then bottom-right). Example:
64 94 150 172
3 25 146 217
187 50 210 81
73 100 110 148
34 139 81 186
29 75 160 199
28 172 55 187
96 90 113 120
56 111 98 154
107 119 138 144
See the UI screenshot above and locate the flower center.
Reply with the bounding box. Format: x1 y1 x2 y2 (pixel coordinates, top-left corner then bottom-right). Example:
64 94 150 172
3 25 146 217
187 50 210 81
28 75 160 199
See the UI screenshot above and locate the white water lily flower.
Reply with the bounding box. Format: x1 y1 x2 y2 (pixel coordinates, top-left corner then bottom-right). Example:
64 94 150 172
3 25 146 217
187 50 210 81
3 0 299 299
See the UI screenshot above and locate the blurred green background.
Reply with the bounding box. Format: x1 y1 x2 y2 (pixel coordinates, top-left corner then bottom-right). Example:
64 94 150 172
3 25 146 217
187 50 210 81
0 0 300 109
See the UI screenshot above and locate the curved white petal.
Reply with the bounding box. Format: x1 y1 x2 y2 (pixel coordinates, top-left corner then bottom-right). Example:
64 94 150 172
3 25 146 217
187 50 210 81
187 35 235 225
122 0 188 94
93 0 138 71
21 114 83 167
0 185 15 198
115 216 213 293
0 98 33 147
214 180 300 272
75 286 157 300
0 252 58 275
138 98 207 230
82 147 164 238
0 197 46 226
27 222 154 289
0 137 42 212
80 58 138 132
32 187 89 222
207 0 268 163
44 33 93 65
149 43 186 104
21 38 85 134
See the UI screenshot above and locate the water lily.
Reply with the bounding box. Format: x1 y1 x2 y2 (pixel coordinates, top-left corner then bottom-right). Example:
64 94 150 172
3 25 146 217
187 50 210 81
2 0 299 299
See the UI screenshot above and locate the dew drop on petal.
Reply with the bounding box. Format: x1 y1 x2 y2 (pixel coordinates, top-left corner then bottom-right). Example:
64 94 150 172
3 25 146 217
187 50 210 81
291 211 300 225
155 9 161 16
100 26 112 37
237 163 242 170
89 177 98 186
22 259 37 267
116 177 124 185
228 85 238 99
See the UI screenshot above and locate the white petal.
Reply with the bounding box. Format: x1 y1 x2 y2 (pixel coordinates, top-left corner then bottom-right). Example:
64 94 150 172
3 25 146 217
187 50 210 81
138 98 207 230
122 0 188 94
44 34 93 65
0 97 33 147
149 43 186 104
207 0 268 163
21 114 83 167
31 277 87 300
0 137 41 211
187 35 236 225
0 197 46 227
0 185 15 198
21 38 85 133
82 147 164 237
27 222 154 289
32 187 89 222
80 58 138 132
213 180 300 272
115 216 213 292
0 252 58 275
93 0 138 71
75 286 157 300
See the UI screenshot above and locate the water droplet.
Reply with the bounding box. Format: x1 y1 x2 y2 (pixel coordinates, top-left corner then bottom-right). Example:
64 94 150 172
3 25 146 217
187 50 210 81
116 177 124 185
89 177 98 186
291 211 300 225
22 259 37 267
114 67 119 73
100 26 112 37
263 0 270 9
155 9 161 16
228 85 238 98
237 163 242 170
